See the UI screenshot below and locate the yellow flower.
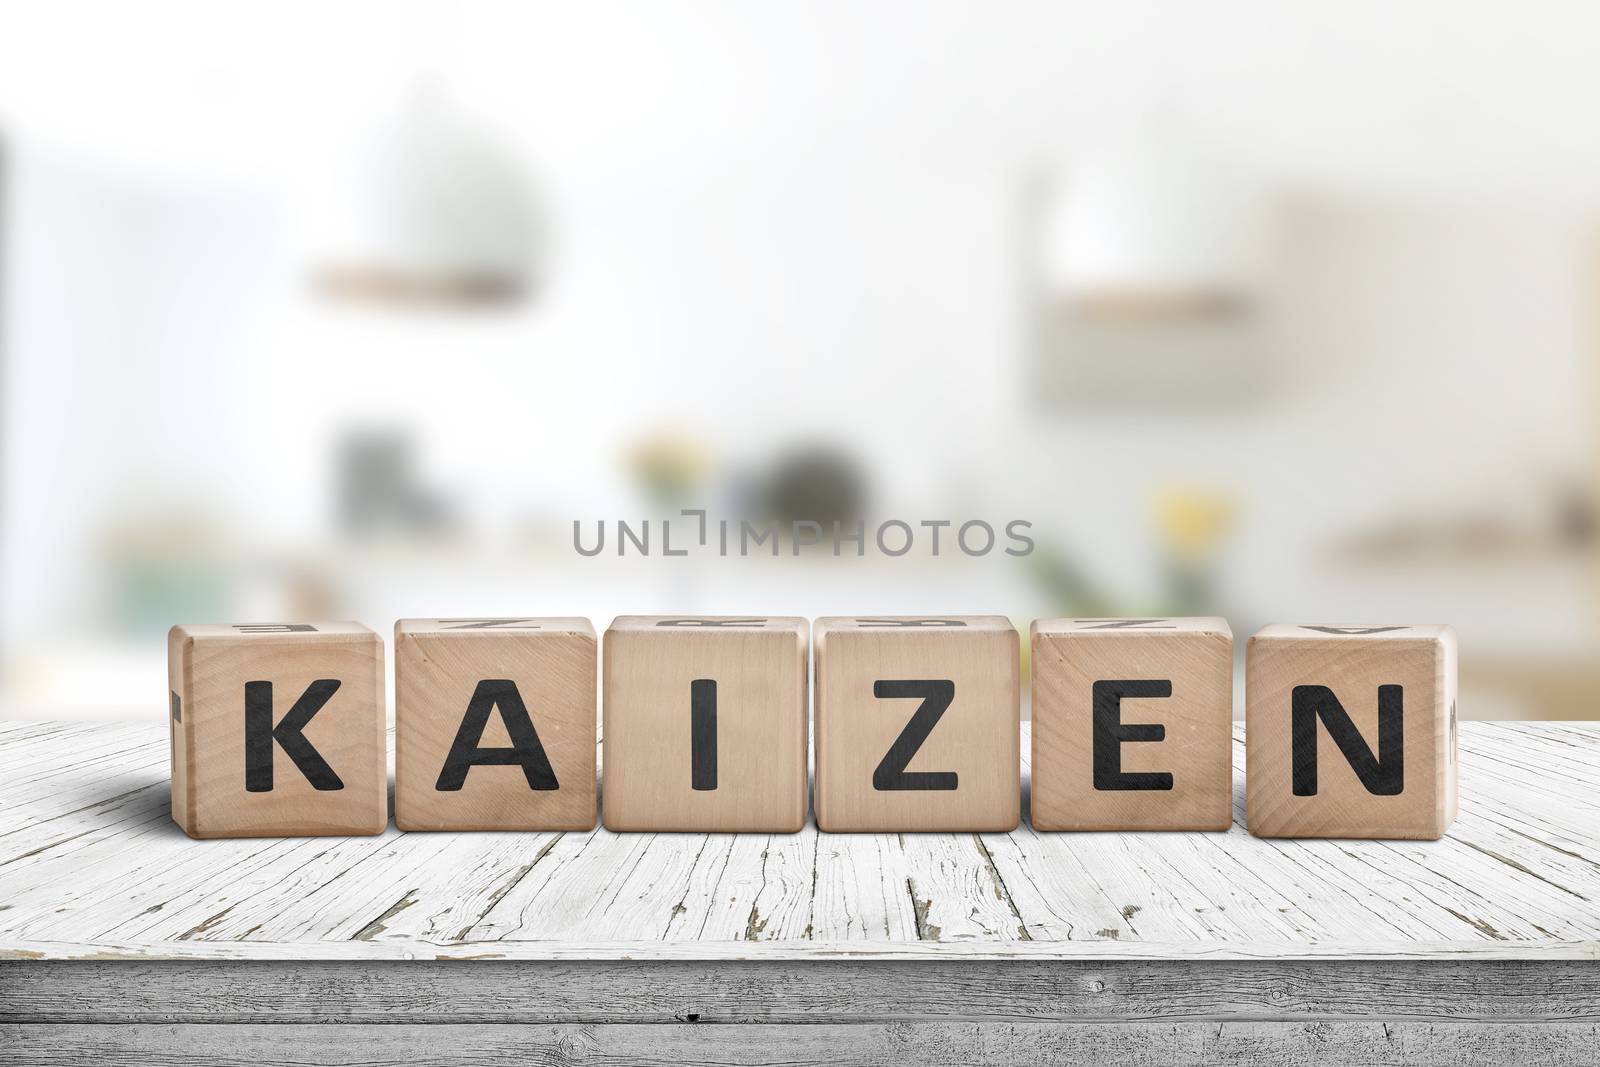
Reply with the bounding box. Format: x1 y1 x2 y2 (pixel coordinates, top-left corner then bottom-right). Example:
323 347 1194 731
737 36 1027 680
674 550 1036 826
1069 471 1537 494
1153 488 1234 561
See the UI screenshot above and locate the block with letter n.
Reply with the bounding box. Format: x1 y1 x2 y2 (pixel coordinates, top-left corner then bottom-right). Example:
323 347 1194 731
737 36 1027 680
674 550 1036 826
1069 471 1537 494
395 618 597 832
602 616 809 832
1030 617 1233 831
1246 623 1458 840
167 622 386 839
813 616 1020 832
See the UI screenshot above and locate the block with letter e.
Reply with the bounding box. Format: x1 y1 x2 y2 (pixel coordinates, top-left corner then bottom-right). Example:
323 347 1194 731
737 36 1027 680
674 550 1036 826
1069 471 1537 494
167 622 386 839
1030 617 1233 831
1246 624 1458 840
814 616 1020 833
602 616 809 832
395 618 597 832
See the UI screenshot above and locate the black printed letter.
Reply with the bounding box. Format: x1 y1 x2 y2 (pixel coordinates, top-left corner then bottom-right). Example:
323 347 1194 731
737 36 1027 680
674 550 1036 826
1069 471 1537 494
1291 685 1404 796
435 680 559 791
692 679 717 790
244 679 344 792
1093 680 1174 791
872 680 958 791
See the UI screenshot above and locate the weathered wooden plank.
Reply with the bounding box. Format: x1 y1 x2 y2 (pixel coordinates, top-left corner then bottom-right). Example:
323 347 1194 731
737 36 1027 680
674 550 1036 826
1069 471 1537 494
2 725 163 783
0 721 146 762
18 833 373 943
1221 729 1526 944
1456 740 1599 810
1 723 1597 963
1138 834 1321 941
355 831 567 943
1535 722 1600 747
899 832 1027 942
360 734 604 942
1 820 297 937
1055 834 1252 943
663 833 753 939
0 722 71 743
226 831 483 942
1472 721 1600 767
1446 811 1600 901
585 832 724 941
1202 832 1448 942
3 936 1594 962
5 1019 1598 1067
1226 726 1593 944
989 743 1144 941
0 782 170 876
978 827 1138 941
0 739 168 835
1454 796 1600 888
809 831 919 940
692 827 817 941
468 826 671 940
6 959 1597 1024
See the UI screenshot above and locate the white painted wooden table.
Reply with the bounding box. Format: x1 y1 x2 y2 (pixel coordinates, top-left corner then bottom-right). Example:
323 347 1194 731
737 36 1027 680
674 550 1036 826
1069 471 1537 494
1 720 1596 1065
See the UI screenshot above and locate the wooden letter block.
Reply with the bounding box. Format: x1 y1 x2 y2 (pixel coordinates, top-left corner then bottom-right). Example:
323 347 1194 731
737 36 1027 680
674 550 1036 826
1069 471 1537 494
814 616 1020 833
602 616 808 832
168 622 386 839
1246 624 1458 840
1030 617 1233 831
395 618 597 832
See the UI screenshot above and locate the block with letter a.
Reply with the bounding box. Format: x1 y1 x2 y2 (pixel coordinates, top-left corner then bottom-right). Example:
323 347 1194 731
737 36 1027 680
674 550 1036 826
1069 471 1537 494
1246 624 1458 840
602 616 809 832
1031 617 1233 831
395 618 597 831
168 622 386 839
813 616 1020 832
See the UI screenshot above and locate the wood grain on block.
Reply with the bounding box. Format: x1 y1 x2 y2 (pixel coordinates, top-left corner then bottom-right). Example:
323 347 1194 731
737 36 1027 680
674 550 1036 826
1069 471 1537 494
1031 617 1233 831
167 622 386 839
395 618 597 832
814 616 1020 833
1246 624 1458 840
602 616 809 832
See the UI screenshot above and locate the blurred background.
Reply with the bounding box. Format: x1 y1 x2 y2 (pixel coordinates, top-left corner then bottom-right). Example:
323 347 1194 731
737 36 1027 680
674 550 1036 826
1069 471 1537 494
1 0 1596 721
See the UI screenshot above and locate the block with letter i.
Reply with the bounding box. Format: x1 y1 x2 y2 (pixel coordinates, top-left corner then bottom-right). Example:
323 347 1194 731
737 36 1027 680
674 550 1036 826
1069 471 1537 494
814 616 1020 833
1030 618 1233 831
395 618 597 832
602 616 809 832
168 622 386 839
1246 624 1458 840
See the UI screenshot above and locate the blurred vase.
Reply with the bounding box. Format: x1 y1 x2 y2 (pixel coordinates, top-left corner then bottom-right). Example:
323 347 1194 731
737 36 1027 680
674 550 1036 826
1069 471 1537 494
311 86 544 308
1041 134 1276 323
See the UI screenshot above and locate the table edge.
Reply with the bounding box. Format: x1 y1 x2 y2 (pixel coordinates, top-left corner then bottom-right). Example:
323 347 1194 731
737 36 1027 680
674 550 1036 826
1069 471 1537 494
3 938 1597 963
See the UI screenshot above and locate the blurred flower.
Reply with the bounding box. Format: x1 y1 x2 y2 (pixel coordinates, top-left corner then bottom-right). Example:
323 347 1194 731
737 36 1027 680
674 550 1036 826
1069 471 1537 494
627 431 712 507
1153 487 1235 563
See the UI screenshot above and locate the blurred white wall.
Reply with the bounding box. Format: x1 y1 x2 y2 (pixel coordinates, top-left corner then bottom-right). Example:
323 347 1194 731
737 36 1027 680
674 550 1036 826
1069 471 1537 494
1 1 1597 716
